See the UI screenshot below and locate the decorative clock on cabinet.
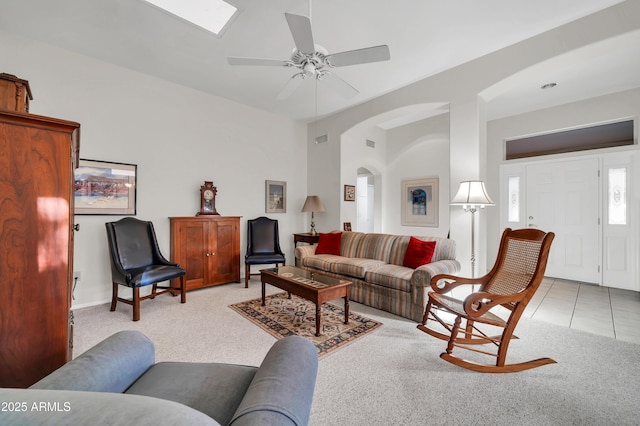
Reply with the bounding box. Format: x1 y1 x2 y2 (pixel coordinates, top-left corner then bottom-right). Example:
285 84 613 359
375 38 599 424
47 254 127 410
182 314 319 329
198 181 219 215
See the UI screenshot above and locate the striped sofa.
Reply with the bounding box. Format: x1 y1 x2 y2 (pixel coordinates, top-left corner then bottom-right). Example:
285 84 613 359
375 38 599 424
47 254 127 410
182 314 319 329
295 232 460 322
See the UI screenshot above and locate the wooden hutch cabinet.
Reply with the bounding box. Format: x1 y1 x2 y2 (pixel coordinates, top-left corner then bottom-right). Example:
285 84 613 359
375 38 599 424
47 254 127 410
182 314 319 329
169 216 241 291
0 110 80 388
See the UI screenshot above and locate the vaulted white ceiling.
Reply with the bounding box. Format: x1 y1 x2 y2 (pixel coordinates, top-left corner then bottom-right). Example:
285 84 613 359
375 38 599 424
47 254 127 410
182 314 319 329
1 0 638 123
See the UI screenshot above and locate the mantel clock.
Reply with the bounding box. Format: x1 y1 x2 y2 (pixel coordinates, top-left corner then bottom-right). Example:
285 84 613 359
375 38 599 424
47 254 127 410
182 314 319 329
198 181 220 216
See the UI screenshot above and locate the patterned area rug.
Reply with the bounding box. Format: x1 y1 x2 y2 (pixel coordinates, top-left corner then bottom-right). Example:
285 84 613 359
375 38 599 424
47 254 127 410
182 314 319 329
230 292 382 358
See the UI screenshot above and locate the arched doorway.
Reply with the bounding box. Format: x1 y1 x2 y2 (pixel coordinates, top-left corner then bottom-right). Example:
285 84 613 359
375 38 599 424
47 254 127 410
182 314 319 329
356 168 374 232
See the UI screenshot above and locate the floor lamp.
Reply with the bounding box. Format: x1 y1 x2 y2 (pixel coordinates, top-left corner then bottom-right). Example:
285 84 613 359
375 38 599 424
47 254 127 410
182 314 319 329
450 181 494 278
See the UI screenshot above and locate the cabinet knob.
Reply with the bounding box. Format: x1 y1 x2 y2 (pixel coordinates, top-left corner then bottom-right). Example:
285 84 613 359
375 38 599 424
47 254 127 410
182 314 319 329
206 252 216 257
73 224 80 232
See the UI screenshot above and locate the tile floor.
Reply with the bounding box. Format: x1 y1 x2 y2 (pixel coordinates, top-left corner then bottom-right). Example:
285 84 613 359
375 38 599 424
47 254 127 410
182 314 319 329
524 277 640 344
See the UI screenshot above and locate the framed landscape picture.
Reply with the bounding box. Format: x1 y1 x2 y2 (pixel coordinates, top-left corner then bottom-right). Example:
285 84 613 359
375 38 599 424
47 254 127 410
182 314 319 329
74 159 137 215
401 177 438 227
265 180 286 213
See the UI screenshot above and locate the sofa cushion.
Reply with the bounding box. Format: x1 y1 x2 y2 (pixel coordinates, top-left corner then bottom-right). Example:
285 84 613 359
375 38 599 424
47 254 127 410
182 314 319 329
126 362 257 426
331 257 387 279
315 232 342 255
433 237 456 261
403 237 436 269
339 231 365 257
302 254 344 272
354 233 398 263
364 264 414 292
303 255 385 279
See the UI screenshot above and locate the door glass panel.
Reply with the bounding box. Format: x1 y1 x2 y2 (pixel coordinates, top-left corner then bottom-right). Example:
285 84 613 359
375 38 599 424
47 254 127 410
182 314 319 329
608 167 627 225
508 176 520 223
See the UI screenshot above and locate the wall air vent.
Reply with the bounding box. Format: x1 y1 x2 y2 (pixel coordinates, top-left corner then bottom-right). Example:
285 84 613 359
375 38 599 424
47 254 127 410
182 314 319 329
366 139 376 148
315 134 328 144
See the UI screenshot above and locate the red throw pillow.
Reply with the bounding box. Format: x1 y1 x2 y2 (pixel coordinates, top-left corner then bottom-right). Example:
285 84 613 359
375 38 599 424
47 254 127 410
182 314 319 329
315 232 342 255
403 237 436 269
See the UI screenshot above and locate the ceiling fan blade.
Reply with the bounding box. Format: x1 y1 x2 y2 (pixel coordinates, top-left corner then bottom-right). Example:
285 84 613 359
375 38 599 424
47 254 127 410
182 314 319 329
319 72 359 99
228 57 290 67
327 45 391 67
276 73 304 100
285 13 315 54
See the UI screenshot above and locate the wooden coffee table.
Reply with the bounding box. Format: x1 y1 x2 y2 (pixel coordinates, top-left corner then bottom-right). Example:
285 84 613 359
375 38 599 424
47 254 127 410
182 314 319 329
260 266 352 337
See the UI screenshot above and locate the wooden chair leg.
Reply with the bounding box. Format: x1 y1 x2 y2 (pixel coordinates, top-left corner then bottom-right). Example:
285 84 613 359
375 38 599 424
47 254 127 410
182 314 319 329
245 264 250 288
421 299 433 325
150 283 158 299
132 287 141 322
446 316 462 355
110 282 118 312
180 275 186 304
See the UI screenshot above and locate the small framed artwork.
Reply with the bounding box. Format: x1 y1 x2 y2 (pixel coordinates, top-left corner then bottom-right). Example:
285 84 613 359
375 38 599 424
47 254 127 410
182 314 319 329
74 159 137 215
343 222 352 231
344 184 356 201
401 177 439 227
265 180 286 213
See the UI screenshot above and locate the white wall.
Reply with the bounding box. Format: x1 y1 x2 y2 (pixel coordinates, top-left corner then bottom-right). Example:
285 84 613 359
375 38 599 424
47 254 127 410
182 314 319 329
341 125 387 232
385 114 450 237
0 31 307 308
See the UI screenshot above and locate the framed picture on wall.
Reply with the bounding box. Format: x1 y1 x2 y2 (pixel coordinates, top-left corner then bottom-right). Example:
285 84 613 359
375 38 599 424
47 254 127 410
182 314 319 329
343 222 352 231
74 159 137 215
344 184 356 201
401 177 438 227
265 180 286 213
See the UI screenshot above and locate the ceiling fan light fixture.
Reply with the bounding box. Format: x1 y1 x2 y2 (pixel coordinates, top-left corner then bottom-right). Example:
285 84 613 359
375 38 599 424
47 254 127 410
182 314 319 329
303 62 317 77
227 12 390 100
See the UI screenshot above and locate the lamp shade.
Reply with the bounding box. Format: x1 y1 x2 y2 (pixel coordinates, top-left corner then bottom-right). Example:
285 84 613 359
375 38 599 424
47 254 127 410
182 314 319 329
450 181 495 206
301 195 325 213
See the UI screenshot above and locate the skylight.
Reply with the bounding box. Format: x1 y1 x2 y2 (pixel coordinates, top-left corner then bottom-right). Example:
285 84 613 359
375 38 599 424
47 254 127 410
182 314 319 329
144 0 238 35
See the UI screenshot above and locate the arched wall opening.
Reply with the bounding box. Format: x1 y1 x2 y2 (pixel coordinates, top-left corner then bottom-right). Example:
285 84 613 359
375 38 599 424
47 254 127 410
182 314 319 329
338 103 451 236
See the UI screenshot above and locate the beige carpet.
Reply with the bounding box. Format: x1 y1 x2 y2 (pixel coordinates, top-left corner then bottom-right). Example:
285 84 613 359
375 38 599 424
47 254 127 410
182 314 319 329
72 281 640 425
229 292 382 357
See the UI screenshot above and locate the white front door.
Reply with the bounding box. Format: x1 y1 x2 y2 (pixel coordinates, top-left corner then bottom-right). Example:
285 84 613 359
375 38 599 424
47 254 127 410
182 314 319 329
601 151 638 291
525 158 600 283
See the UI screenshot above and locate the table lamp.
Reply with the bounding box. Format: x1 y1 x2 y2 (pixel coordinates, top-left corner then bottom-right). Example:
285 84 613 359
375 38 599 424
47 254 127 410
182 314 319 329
301 195 325 235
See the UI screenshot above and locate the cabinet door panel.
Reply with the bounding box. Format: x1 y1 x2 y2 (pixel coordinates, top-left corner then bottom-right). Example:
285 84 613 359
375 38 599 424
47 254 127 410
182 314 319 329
182 222 207 289
209 220 239 283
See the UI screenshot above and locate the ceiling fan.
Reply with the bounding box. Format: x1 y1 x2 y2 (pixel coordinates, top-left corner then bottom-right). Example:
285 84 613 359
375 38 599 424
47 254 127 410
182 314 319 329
227 13 390 100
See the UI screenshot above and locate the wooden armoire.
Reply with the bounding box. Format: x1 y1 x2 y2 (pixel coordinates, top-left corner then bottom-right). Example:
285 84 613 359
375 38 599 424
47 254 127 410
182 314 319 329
0 110 80 387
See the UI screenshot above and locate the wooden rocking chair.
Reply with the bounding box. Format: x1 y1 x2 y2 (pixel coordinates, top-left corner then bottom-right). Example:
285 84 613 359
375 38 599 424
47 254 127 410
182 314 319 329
417 228 556 373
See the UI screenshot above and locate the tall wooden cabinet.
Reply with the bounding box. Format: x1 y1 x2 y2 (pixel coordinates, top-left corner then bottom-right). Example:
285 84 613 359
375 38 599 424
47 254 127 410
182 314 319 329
0 110 80 388
169 216 241 291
